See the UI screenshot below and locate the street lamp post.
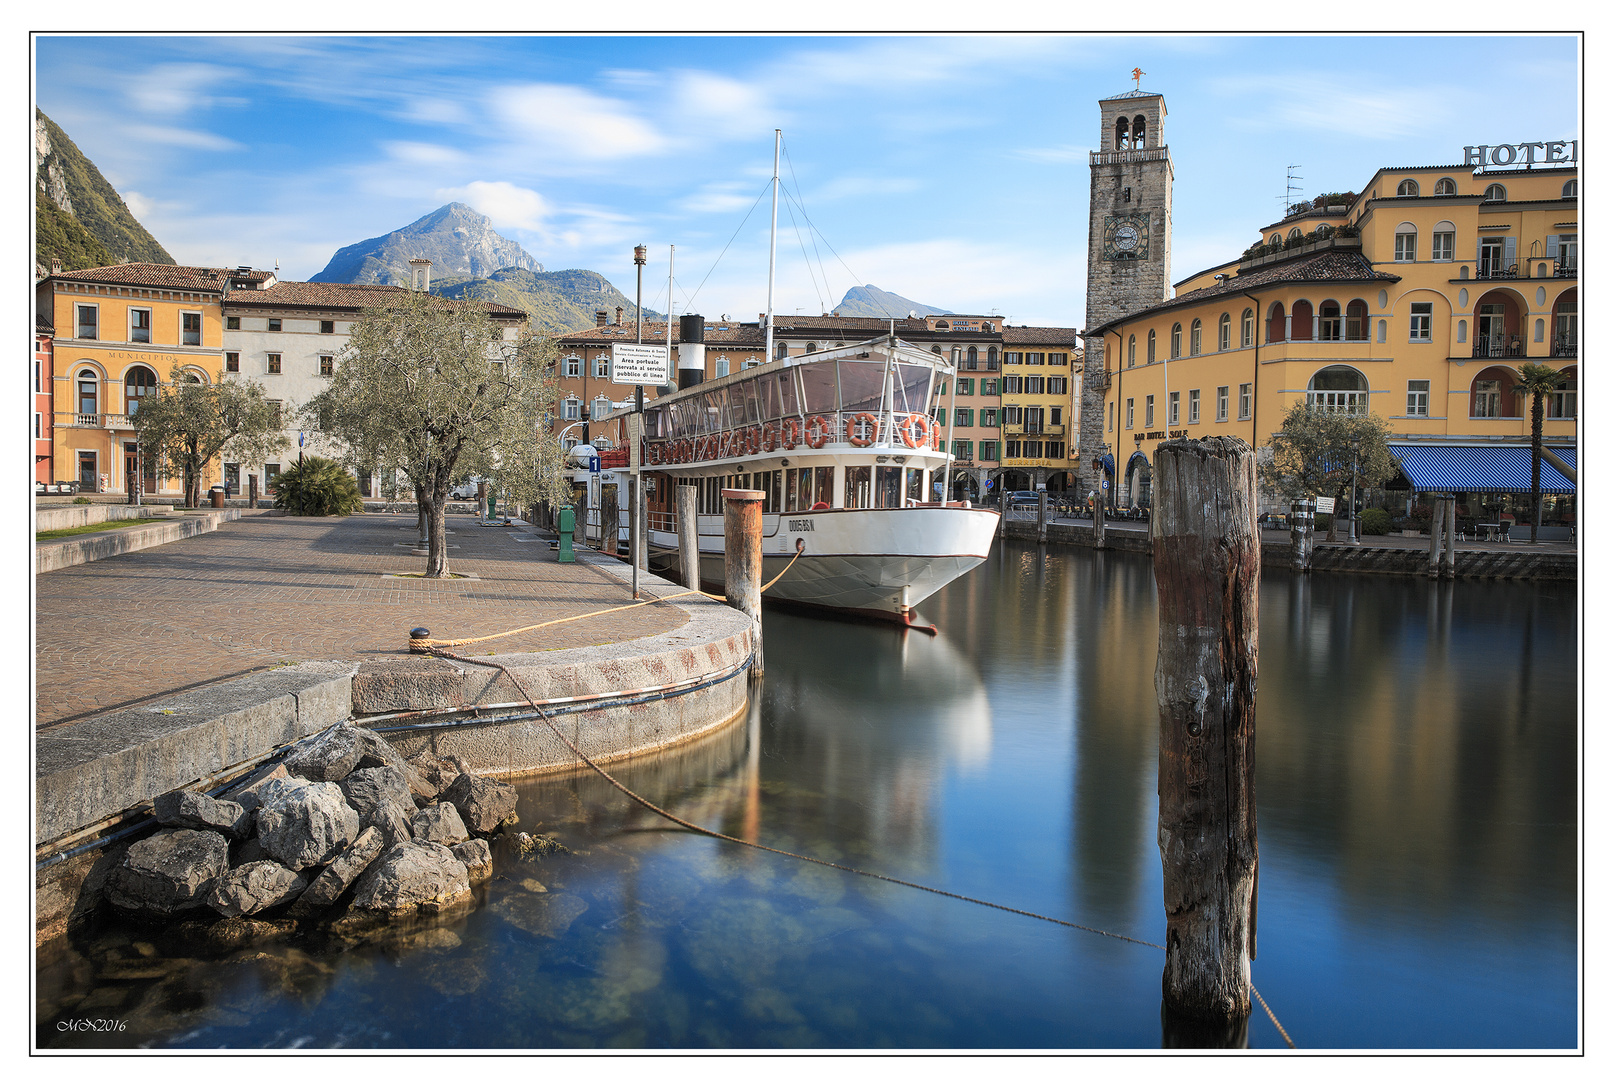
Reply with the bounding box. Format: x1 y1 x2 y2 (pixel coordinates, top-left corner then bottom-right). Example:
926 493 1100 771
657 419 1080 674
1349 435 1361 545
632 244 647 599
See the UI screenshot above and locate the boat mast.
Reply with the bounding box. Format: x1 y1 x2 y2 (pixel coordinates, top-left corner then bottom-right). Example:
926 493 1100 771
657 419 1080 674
765 129 781 368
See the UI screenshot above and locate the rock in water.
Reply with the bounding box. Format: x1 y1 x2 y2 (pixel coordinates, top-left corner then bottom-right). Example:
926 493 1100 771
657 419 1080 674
411 802 469 846
489 891 588 938
106 829 230 916
451 839 493 885
443 773 519 835
207 861 310 918
350 841 471 913
340 766 418 843
294 826 387 912
257 782 359 871
154 789 250 839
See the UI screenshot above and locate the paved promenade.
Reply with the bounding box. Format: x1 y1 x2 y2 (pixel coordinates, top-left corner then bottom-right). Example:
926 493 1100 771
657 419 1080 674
34 511 687 729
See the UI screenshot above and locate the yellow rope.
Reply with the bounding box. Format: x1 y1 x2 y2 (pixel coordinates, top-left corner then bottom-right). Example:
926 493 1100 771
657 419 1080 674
410 546 802 650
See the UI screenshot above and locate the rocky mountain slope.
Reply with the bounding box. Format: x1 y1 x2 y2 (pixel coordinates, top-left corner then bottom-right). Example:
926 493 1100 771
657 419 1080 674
430 267 656 334
832 284 950 319
311 203 544 285
35 109 174 275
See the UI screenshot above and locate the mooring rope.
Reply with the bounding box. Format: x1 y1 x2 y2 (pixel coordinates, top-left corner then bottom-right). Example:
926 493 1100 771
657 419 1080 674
425 640 1295 1047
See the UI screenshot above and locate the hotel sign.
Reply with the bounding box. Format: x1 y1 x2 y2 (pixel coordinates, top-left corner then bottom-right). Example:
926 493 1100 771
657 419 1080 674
1463 141 1578 167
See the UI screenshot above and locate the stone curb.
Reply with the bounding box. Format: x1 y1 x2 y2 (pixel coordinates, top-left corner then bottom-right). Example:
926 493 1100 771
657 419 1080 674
35 509 242 573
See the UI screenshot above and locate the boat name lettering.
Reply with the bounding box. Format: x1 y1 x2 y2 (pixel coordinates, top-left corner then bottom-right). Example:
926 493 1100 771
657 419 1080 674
788 518 815 532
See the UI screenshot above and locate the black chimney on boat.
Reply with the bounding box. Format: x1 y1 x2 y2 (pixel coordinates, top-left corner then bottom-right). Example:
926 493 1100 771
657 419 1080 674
678 313 706 390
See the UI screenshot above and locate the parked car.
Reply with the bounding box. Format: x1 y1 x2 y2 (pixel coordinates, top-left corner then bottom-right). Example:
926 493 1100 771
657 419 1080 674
1009 491 1040 506
450 478 489 500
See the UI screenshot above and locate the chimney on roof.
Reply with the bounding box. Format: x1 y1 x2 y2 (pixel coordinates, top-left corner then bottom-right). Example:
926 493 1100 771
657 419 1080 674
51 258 61 276
596 310 609 327
408 257 432 292
615 306 623 325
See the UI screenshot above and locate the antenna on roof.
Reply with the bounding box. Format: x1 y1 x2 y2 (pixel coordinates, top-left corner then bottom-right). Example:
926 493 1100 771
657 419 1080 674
1279 165 1304 215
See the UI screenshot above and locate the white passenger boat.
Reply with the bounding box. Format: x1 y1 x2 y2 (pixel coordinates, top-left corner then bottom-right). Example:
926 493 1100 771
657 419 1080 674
597 334 1000 630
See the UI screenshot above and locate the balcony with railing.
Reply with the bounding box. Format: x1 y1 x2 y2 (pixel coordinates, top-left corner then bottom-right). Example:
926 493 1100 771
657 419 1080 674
1305 392 1368 415
1473 335 1527 360
1551 333 1578 358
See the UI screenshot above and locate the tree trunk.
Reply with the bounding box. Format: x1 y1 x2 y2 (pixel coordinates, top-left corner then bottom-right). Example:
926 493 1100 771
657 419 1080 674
1529 392 1544 544
423 485 450 577
1151 437 1260 1027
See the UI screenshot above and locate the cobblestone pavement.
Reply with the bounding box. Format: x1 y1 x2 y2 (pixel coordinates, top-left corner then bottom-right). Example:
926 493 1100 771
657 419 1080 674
34 511 688 728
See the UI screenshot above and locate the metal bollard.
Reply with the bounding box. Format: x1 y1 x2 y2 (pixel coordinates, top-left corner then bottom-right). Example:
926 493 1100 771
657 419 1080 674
556 504 576 563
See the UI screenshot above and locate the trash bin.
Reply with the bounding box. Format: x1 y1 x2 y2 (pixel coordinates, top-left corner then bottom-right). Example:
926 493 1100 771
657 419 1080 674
210 485 225 508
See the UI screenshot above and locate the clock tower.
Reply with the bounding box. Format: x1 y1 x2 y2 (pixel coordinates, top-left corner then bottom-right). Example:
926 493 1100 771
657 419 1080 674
1079 89 1174 500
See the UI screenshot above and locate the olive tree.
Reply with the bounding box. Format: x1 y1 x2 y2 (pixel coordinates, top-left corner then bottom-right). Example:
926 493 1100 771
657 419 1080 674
1260 400 1396 540
132 366 288 507
303 291 570 577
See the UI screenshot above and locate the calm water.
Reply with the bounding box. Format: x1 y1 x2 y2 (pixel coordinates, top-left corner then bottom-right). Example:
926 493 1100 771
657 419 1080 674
37 540 1579 1050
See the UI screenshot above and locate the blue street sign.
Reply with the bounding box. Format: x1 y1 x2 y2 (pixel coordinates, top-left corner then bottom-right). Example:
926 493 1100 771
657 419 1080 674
588 456 601 474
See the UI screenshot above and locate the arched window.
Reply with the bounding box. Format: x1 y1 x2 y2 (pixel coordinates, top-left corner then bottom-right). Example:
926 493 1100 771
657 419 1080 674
1314 224 1332 237
124 366 157 416
1435 177 1456 195
1394 221 1418 262
1241 308 1254 348
594 353 609 377
1269 233 1282 246
1431 221 1456 262
1189 319 1203 356
1308 365 1368 413
804 342 816 354
1127 334 1137 368
1132 115 1146 149
1549 367 1577 418
935 321 950 331
930 345 942 356
1116 117 1130 150
1555 294 1578 354
775 341 788 360
77 369 98 416
1484 183 1507 203
1170 323 1182 358
967 346 978 369
1319 301 1342 341
1287 227 1303 241
1346 299 1369 341
1267 303 1286 343
1291 299 1314 341
1470 367 1519 418
1146 329 1156 363
715 357 730 377
1397 178 1419 197
1562 179 1578 198
1218 313 1231 351
987 346 998 369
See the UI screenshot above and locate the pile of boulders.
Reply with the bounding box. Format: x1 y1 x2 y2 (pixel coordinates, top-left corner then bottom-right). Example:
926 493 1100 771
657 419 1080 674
100 722 519 927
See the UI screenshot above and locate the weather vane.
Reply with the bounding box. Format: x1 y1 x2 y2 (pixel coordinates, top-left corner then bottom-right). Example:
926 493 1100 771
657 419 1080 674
1131 67 1145 89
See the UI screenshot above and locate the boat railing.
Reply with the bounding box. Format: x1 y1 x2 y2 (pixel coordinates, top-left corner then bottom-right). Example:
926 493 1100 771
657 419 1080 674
642 407 946 463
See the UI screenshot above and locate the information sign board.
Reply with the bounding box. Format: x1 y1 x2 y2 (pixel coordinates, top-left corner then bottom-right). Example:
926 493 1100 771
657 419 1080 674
611 343 671 386
1315 496 1334 514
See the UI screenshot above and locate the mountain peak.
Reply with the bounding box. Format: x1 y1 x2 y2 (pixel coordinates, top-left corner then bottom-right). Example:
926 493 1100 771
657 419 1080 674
833 284 950 319
311 202 543 285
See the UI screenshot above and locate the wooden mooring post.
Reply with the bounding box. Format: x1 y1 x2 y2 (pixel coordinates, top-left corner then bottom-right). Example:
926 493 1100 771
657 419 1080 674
722 488 765 680
1092 491 1107 549
599 486 619 555
1151 437 1259 1037
676 483 701 592
1037 490 1048 543
1290 498 1314 573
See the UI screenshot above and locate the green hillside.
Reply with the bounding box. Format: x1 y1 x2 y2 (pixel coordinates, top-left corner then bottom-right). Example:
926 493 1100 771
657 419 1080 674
432 267 659 334
35 109 173 273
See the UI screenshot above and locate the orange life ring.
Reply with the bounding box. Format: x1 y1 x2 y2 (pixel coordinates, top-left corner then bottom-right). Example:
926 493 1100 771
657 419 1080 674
898 413 929 449
744 426 760 456
847 412 877 447
930 419 944 450
782 417 800 450
805 415 829 449
762 424 778 453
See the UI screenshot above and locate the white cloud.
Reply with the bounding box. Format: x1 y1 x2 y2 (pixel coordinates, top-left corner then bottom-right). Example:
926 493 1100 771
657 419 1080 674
1010 145 1093 165
1210 74 1446 140
124 124 241 152
811 176 920 201
677 182 768 216
384 141 466 166
487 83 669 160
445 181 550 232
126 63 241 115
668 70 774 131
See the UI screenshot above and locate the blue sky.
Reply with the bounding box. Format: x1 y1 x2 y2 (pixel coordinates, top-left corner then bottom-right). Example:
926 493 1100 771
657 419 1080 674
33 33 1579 328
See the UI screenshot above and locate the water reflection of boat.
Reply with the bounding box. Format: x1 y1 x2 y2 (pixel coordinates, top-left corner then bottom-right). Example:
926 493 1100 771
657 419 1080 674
604 333 1000 628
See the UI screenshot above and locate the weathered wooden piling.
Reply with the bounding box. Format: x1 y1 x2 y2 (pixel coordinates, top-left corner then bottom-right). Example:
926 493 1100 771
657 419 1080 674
1442 496 1457 580
1290 498 1314 573
723 487 765 680
677 483 701 592
1037 490 1048 543
1150 437 1259 1028
1092 492 1107 549
1428 496 1446 578
599 486 619 555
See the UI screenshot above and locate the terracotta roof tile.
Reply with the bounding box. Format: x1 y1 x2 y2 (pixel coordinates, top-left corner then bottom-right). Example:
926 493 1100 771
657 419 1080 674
49 263 262 291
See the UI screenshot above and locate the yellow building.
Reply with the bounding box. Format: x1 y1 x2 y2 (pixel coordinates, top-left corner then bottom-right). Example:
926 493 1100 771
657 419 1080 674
1091 161 1577 523
996 326 1080 495
39 264 247 494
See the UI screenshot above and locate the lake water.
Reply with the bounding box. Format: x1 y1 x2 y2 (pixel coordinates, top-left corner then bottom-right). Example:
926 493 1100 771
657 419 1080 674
36 539 1579 1050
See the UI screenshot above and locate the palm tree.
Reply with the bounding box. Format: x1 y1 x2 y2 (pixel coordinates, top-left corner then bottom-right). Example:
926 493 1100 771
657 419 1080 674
1513 362 1564 544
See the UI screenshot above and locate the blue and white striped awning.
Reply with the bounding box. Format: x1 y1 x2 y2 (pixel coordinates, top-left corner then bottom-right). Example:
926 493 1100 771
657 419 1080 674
1392 444 1576 494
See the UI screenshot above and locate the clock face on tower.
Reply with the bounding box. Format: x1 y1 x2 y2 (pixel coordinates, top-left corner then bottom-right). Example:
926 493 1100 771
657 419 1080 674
1103 214 1151 261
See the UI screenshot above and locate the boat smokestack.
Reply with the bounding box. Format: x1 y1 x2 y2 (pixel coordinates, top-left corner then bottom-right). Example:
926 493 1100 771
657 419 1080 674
678 313 706 390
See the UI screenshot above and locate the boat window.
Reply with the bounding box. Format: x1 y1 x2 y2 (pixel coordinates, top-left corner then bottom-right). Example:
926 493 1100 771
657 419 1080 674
777 370 800 418
875 466 904 508
741 380 762 425
757 373 780 420
701 390 725 434
893 363 934 415
906 468 924 504
799 363 839 414
845 465 873 509
837 360 887 414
